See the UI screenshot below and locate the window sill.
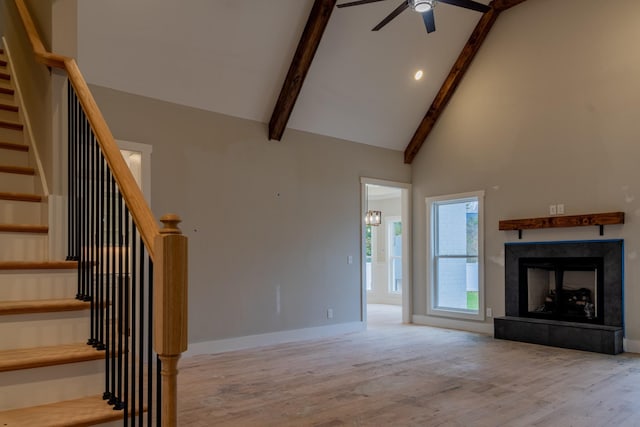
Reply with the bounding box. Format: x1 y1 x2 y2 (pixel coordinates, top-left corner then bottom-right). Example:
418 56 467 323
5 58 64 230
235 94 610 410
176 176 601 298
427 307 485 322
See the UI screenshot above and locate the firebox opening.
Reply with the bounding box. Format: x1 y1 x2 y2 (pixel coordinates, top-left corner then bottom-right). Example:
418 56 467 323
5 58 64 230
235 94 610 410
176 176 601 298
519 257 604 325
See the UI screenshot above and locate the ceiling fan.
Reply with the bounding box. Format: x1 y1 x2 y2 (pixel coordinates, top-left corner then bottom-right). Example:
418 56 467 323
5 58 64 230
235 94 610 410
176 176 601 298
336 0 491 35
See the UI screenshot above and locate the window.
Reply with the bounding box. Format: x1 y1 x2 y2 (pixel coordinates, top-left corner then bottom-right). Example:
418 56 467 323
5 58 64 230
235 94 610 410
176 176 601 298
388 219 402 293
426 191 484 320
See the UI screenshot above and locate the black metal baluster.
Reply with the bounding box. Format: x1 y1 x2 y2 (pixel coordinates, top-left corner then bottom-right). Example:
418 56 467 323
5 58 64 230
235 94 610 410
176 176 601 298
148 257 154 427
76 110 84 301
66 82 76 261
130 228 138 426
88 132 97 347
78 116 84 300
92 134 99 345
74 90 80 262
103 168 112 403
123 209 131 424
156 354 161 427
97 156 106 351
109 175 118 407
83 117 91 302
114 191 125 411
138 237 145 426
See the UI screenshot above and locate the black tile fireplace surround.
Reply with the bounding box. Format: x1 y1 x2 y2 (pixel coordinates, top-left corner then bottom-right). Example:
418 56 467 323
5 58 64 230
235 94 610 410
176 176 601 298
494 240 624 354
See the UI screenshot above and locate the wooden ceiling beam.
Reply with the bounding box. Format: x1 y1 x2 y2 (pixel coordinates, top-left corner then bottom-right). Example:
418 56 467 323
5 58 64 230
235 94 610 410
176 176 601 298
269 0 337 141
403 0 528 164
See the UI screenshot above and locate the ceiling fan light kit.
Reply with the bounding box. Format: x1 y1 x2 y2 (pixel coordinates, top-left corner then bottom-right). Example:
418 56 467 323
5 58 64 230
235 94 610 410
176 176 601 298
411 0 435 13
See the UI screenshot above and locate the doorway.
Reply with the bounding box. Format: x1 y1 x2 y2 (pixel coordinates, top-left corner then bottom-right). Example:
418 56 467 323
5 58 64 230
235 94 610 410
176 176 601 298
361 178 411 325
117 140 152 202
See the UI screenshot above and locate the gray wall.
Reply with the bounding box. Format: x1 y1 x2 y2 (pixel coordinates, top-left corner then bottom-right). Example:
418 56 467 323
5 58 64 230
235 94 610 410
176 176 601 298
89 84 410 343
25 0 52 49
0 1 4 36
411 0 640 343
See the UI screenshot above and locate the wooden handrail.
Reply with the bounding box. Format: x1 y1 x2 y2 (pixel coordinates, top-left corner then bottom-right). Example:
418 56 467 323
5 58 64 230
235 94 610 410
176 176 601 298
13 0 160 257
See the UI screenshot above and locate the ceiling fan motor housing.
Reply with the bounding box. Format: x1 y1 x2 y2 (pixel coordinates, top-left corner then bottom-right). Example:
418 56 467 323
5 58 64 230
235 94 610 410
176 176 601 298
410 0 436 13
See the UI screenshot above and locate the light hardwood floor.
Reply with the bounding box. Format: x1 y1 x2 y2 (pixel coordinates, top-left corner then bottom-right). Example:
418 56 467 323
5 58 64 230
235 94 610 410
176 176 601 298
178 304 640 426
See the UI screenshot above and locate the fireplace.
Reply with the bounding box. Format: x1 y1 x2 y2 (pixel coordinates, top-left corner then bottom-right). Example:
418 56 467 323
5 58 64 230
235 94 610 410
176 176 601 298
494 240 624 354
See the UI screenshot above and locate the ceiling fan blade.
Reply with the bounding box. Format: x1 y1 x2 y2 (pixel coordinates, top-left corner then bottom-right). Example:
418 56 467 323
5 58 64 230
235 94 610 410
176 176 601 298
337 0 387 8
422 9 436 33
372 1 409 31
438 0 491 13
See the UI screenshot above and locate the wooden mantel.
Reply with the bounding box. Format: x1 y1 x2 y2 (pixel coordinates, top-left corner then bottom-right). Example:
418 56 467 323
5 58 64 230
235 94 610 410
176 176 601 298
499 212 624 239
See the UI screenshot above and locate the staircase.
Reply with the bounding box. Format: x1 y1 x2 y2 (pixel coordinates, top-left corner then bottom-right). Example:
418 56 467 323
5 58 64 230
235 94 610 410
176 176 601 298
0 47 123 426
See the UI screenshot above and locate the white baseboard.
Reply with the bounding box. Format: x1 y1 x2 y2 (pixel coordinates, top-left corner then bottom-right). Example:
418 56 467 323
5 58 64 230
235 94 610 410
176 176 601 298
623 338 640 354
412 314 494 335
184 321 365 357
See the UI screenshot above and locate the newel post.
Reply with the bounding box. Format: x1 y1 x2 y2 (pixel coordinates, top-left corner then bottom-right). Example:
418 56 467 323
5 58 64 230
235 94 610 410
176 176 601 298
154 214 188 427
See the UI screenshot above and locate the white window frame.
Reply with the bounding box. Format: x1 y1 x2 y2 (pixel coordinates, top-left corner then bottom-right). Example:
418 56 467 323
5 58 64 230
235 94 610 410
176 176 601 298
426 190 485 321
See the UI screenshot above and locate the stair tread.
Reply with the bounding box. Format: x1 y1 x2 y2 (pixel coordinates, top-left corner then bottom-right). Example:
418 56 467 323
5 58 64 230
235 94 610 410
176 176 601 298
0 298 89 315
0 224 48 233
0 261 77 270
0 395 123 426
0 191 42 202
0 342 104 372
0 165 35 175
0 86 14 95
0 141 28 152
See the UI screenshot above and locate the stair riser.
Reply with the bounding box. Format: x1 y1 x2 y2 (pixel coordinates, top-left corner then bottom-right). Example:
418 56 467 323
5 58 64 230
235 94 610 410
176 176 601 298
0 126 23 144
0 171 35 193
0 233 47 261
0 270 76 300
0 360 105 411
0 91 14 103
0 199 44 224
0 311 90 350
0 107 18 122
0 146 29 165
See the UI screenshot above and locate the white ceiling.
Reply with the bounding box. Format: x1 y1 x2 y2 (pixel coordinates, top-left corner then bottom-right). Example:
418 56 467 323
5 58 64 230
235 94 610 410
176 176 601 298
78 0 491 151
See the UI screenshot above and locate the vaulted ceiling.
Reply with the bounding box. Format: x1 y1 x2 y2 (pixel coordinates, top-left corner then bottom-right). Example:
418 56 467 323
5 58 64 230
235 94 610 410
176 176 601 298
77 0 527 163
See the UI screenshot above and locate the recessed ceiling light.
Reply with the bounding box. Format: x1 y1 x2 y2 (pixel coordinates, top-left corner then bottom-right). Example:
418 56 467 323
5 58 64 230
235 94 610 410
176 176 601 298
414 70 424 80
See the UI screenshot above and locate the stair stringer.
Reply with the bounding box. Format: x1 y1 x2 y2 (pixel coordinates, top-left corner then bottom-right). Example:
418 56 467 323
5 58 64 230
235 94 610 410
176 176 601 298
1 36 49 199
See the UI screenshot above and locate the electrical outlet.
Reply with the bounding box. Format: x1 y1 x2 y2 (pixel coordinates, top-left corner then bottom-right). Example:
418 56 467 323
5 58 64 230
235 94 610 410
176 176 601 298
557 204 565 215
549 205 557 215
486 307 492 318
327 308 333 319
347 255 353 265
